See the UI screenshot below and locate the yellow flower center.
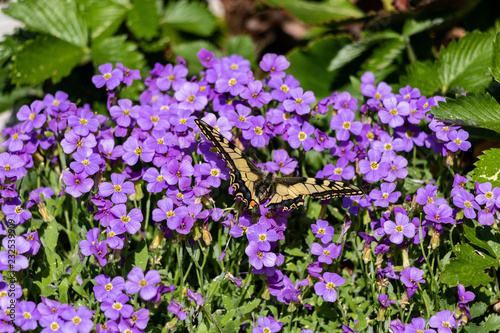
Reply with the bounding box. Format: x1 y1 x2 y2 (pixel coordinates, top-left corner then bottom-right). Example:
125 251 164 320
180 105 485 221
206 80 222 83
298 132 306 140
318 228 325 235
134 147 143 155
254 127 263 135
230 64 238 70
12 133 19 140
323 249 331 256
80 118 88 125
211 169 219 177
151 115 159 123
121 216 130 223
176 171 182 177
443 126 450 132
103 73 112 80
434 214 440 220
53 100 60 106
139 279 148 287
367 132 374 140
75 179 81 185
295 98 303 104
395 225 403 232
283 113 291 120
334 168 343 175
187 95 195 103
15 206 22 214
454 138 462 145
73 317 81 324
29 113 36 120
228 78 237 86
51 323 60 330
157 138 164 144
427 197 434 204
180 118 187 124
82 159 90 166
326 282 335 290
167 211 175 218
374 92 381 99
112 303 122 310
157 175 164 182
389 108 398 116
382 193 389 199
123 109 130 116
4 165 11 171
384 143 392 151
23 312 31 319
464 201 472 208
168 74 176 81
342 122 351 130
76 140 83 148
105 284 113 292
114 185 122 192
370 161 379 170
486 192 493 200
259 234 266 241
238 115 246 122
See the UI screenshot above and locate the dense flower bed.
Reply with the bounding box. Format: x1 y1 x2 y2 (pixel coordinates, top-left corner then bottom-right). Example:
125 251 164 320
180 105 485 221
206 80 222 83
0 49 490 332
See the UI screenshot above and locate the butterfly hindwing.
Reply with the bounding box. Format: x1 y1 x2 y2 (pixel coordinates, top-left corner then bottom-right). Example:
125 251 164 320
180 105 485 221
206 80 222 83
266 177 364 211
195 119 262 209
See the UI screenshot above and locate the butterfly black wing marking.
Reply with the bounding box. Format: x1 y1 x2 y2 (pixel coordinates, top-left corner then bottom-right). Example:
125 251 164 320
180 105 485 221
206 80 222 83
266 177 365 211
195 119 364 211
195 119 263 209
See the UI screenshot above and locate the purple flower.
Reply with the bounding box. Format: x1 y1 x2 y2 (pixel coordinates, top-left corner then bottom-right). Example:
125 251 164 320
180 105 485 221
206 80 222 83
60 131 97 155
378 97 410 128
314 272 345 302
260 53 290 77
311 220 334 244
152 198 188 230
117 63 141 86
2 199 32 224
124 308 149 330
60 305 94 333
70 150 101 175
362 81 392 105
321 157 355 181
197 160 228 188
101 294 133 320
383 214 415 244
245 241 277 269
39 314 65 333
242 116 270 148
369 182 401 207
476 182 500 206
2 127 30 152
198 49 216 68
167 301 187 320
446 129 471 152
400 266 425 288
429 310 456 333
170 109 197 132
157 63 188 91
109 99 138 127
136 105 170 131
333 91 358 113
247 224 278 251
79 228 108 266
14 301 41 331
92 63 123 89
424 203 454 224
0 236 30 271
99 173 135 204
268 75 300 102
125 267 161 301
252 315 283 333
215 70 249 96
240 80 272 108
43 90 70 113
67 107 100 136
378 294 395 307
373 133 404 159
405 317 436 333
453 189 480 219
227 104 253 130
311 242 341 264
358 149 390 183
165 157 194 189
142 166 169 193
63 171 94 198
330 110 362 141
287 122 315 151
110 204 143 235
122 136 154 165
457 284 475 304
174 82 208 111
266 149 297 175
0 153 26 181
93 275 126 302
17 100 46 132
384 155 408 182
415 185 446 206
283 88 315 115
342 195 370 215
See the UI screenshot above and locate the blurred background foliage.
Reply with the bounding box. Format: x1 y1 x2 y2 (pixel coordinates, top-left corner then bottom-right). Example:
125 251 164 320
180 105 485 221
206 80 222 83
1 0 500 119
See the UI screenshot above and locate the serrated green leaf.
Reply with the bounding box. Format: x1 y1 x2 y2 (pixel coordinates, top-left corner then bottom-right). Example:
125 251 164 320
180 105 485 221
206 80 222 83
11 35 85 85
263 0 363 24
441 243 497 287
431 93 500 134
225 36 256 68
134 240 149 272
91 35 145 69
287 37 347 98
463 221 499 259
491 32 500 83
173 41 219 75
464 323 487 333
360 37 405 81
470 148 500 187
222 320 236 333
399 60 441 96
484 314 500 331
328 31 400 72
127 0 158 40
242 298 260 314
402 18 444 37
469 302 488 319
4 0 88 47
85 0 128 40
438 31 493 94
163 1 216 37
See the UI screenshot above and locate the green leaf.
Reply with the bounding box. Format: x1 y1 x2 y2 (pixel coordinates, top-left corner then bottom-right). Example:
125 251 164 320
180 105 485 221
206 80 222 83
484 314 500 332
441 243 497 287
225 36 256 68
491 32 500 83
127 0 158 40
85 0 128 40
163 1 216 37
402 18 444 37
399 60 441 97
287 36 347 98
463 221 499 259
284 248 307 257
437 31 493 94
263 0 363 24
4 0 88 47
91 35 145 69
173 41 220 75
11 35 85 85
469 302 488 319
134 240 149 272
360 37 405 81
328 31 400 73
431 93 500 134
242 299 261 315
470 148 500 188
222 320 236 333
59 278 69 304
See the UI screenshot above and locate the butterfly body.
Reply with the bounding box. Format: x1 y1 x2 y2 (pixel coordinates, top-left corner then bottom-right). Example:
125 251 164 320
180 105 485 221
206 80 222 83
195 119 364 211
